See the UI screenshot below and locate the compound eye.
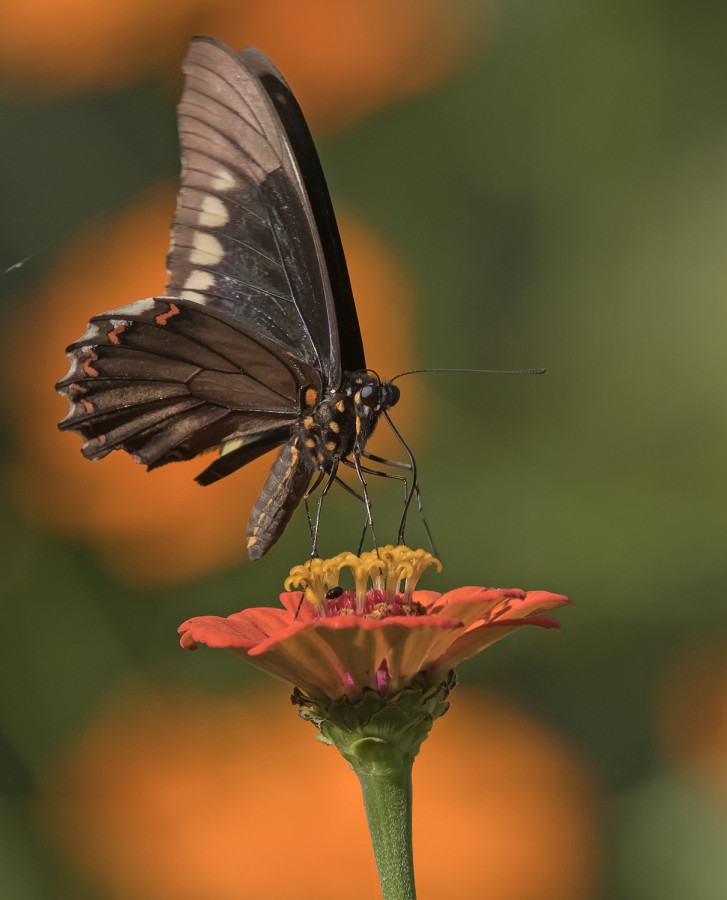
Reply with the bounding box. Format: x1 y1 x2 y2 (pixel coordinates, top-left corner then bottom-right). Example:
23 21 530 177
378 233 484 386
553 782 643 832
360 384 377 401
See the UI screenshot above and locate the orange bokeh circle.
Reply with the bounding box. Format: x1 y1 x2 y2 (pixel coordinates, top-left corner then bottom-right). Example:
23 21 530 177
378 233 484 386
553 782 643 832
37 685 600 900
1 0 480 123
657 636 727 796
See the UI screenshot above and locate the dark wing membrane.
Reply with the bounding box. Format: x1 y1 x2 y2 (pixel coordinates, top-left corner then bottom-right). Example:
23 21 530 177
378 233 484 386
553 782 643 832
56 297 319 474
195 425 291 486
241 47 366 374
166 36 358 390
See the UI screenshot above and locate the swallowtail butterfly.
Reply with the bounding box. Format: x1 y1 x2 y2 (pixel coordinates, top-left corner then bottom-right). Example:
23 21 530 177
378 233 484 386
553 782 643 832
56 37 403 559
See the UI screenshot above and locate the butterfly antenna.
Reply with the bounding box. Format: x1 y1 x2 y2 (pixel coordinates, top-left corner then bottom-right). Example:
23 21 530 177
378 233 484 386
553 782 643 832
391 366 545 381
2 185 160 278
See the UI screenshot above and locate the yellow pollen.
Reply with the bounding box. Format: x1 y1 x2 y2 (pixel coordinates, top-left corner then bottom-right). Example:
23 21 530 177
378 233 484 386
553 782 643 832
285 546 441 612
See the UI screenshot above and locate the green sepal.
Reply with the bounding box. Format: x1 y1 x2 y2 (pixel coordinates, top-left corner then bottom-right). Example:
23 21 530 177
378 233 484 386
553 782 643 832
292 670 455 770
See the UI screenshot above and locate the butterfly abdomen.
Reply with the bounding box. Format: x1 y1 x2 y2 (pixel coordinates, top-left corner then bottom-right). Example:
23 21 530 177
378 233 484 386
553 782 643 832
246 438 316 559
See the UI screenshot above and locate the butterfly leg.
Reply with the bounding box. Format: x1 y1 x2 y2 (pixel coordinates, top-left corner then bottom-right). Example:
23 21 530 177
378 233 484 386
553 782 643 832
343 457 407 551
379 411 437 555
360 450 411 514
360 450 412 470
310 462 340 558
304 469 327 556
342 456 438 553
351 452 379 552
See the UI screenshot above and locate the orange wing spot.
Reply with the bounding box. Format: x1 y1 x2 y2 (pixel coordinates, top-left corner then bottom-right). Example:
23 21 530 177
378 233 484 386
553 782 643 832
81 399 94 414
304 387 318 407
317 453 325 464
329 421 340 434
155 302 181 326
97 434 107 447
303 416 314 429
70 382 88 395
247 537 257 549
354 391 361 404
336 400 345 413
305 438 316 449
325 441 336 452
290 446 299 463
107 322 126 344
355 416 362 434
82 349 99 377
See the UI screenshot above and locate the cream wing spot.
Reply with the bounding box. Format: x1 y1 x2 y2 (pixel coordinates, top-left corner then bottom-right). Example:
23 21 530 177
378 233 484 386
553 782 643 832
212 168 235 191
198 195 229 228
189 232 224 266
183 270 215 292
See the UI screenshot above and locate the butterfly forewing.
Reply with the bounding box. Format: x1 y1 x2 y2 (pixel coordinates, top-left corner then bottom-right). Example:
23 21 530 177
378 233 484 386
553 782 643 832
167 37 353 391
241 47 366 375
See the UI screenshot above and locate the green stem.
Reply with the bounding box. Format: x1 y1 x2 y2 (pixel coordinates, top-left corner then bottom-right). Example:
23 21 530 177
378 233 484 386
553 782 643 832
352 747 416 900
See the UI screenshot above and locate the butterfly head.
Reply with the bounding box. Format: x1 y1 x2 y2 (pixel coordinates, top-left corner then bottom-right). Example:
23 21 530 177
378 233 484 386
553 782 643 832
359 380 400 412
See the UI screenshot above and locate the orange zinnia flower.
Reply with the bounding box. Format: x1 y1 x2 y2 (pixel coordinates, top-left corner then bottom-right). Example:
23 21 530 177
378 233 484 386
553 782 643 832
179 546 571 703
179 547 572 898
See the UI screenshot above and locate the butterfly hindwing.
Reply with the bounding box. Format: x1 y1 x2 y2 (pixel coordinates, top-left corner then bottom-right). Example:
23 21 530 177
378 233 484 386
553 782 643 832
57 297 319 469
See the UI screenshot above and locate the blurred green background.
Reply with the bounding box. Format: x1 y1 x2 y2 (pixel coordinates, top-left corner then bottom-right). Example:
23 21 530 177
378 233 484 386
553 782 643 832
2 1 726 898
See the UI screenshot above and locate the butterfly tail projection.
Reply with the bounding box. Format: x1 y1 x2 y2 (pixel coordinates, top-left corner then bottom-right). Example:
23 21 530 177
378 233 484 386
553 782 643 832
246 438 315 560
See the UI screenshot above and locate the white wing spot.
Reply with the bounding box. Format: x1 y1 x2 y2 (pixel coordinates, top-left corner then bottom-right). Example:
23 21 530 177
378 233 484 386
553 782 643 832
198 195 229 228
77 321 104 343
220 437 245 456
180 290 205 302
212 168 235 191
183 270 215 291
107 298 157 317
189 232 224 266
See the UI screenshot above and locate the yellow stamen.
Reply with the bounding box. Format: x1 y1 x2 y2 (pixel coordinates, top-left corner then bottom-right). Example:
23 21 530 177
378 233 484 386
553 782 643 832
285 546 441 610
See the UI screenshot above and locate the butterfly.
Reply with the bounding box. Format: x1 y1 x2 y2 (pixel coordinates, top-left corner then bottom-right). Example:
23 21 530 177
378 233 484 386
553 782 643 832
56 36 407 560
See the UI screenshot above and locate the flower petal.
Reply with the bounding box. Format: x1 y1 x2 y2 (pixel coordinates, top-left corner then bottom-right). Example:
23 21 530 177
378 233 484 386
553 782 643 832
178 607 293 650
278 592 317 622
428 587 529 629
429 603 571 679
250 615 462 699
409 590 442 610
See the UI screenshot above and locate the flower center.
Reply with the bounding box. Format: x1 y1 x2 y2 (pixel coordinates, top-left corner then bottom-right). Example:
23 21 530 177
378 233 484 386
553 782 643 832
323 588 427 619
285 546 441 616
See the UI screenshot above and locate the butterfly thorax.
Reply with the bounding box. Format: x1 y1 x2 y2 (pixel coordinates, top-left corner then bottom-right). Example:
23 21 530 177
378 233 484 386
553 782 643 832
297 373 400 470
